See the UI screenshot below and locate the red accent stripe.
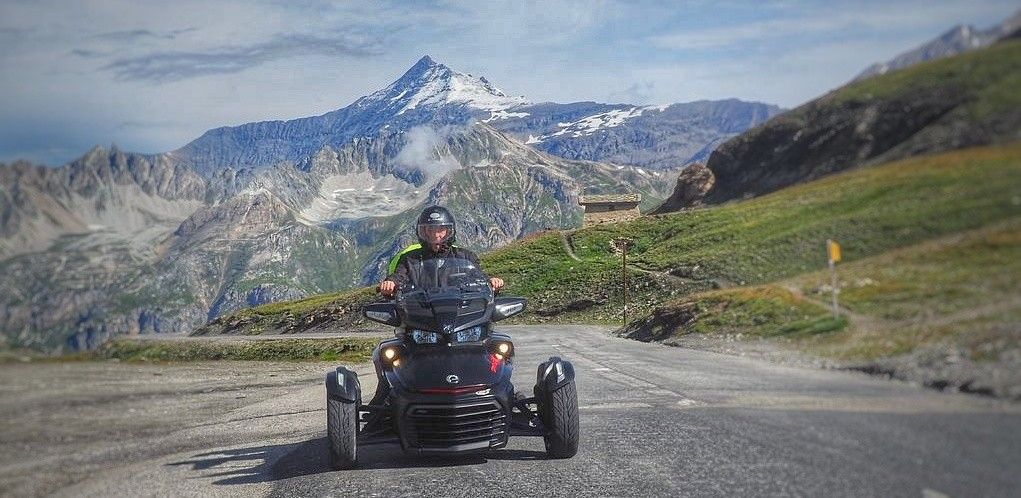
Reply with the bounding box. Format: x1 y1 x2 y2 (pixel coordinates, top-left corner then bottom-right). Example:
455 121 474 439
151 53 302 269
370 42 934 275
489 353 503 373
417 384 488 395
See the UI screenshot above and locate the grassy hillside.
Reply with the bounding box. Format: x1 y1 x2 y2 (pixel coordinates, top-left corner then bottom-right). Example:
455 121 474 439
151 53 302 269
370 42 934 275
192 286 383 336
621 220 1021 398
207 142 1020 334
793 220 1021 362
487 142 1021 319
623 219 1020 349
679 38 1021 207
95 337 379 362
1 336 380 363
833 38 1021 117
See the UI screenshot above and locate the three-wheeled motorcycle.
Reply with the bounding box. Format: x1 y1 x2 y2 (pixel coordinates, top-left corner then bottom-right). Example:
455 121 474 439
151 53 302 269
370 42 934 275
324 257 579 469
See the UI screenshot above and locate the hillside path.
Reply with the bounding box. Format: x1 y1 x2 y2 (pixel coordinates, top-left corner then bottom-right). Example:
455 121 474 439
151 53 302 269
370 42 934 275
560 231 713 289
559 231 583 262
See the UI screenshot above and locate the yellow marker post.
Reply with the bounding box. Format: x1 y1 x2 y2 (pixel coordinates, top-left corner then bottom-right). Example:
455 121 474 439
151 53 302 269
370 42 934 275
826 239 841 317
827 239 842 263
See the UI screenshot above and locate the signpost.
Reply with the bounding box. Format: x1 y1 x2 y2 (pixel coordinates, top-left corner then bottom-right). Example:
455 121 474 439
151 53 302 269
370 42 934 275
610 237 635 325
827 239 841 318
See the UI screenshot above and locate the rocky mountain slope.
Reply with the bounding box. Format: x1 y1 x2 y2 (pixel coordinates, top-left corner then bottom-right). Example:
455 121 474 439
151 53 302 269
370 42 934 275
0 124 673 352
0 149 206 260
656 38 1021 210
0 55 773 352
488 99 781 169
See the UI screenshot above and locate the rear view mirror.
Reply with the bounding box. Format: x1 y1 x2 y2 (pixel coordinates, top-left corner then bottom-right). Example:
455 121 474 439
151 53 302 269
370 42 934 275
492 297 527 322
363 302 400 326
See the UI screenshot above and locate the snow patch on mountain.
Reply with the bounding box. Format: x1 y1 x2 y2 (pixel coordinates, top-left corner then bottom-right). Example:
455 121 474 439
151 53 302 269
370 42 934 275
297 172 429 224
483 109 531 122
530 105 666 143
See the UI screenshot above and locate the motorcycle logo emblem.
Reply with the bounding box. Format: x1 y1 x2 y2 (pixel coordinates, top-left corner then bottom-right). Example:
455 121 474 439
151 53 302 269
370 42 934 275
443 324 453 333
446 374 460 384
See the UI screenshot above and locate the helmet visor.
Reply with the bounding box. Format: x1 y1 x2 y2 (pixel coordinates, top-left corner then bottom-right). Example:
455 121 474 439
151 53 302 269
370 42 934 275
417 223 454 245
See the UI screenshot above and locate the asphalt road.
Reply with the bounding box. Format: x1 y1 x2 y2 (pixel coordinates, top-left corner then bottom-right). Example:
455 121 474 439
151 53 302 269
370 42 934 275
4 325 1020 497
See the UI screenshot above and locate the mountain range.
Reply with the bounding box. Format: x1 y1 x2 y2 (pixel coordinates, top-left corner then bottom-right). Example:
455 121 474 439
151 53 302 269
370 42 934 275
0 57 777 352
172 56 780 173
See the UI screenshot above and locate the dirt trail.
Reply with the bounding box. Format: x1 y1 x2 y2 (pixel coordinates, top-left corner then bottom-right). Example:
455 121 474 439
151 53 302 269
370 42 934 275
559 231 583 262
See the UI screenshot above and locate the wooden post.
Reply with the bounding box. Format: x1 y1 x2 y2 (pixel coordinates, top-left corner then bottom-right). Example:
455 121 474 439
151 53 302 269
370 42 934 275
622 241 628 326
829 257 839 318
611 237 634 326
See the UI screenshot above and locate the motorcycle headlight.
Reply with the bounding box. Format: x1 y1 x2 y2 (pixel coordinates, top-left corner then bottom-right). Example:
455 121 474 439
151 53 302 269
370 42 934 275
410 329 440 344
452 325 484 343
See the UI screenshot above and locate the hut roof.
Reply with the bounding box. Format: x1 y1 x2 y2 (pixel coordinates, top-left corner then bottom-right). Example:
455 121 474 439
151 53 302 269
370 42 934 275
579 193 641 205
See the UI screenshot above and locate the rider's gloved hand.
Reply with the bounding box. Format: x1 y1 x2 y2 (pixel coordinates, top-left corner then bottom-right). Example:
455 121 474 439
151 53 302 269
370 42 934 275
379 280 396 297
489 277 504 292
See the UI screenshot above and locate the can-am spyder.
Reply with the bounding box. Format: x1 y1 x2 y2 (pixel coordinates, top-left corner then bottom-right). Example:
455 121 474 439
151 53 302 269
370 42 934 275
325 257 579 469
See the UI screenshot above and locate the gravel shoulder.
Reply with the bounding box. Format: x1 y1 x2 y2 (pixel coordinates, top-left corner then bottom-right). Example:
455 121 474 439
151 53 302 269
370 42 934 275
0 360 372 497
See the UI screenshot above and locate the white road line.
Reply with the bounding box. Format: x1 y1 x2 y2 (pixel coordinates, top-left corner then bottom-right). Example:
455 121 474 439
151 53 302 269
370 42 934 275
579 402 653 410
675 399 703 407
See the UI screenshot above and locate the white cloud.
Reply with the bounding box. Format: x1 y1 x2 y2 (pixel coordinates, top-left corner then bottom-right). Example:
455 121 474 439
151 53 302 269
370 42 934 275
101 32 384 82
394 125 462 179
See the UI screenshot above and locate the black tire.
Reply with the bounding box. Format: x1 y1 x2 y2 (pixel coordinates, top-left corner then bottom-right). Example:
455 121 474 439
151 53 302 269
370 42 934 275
541 380 579 459
327 396 357 469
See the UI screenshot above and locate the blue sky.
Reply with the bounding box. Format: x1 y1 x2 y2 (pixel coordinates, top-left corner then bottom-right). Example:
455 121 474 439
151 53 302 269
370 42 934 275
1 0 1017 166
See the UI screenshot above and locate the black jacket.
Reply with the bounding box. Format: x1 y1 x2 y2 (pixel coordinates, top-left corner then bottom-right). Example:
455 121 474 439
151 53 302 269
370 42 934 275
384 245 482 288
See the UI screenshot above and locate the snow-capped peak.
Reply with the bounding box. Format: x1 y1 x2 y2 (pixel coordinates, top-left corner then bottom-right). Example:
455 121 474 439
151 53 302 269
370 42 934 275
362 55 530 114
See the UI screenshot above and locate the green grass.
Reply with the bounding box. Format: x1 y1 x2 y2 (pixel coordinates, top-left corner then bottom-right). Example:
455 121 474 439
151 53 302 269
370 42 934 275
192 286 382 336
792 220 1021 361
832 39 1021 118
93 337 379 362
686 287 848 339
484 143 1021 322
251 287 374 316
623 218 1021 365
622 285 847 343
802 222 1021 320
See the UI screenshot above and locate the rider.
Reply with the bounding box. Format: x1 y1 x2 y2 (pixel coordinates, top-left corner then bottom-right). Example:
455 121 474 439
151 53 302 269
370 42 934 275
378 205 504 297
368 205 503 406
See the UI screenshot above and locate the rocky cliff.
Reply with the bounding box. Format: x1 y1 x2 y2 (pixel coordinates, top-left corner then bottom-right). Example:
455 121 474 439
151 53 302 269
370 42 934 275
656 39 1021 211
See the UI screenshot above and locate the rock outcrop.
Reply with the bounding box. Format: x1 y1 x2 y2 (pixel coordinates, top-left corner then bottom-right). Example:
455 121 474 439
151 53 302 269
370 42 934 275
650 163 714 214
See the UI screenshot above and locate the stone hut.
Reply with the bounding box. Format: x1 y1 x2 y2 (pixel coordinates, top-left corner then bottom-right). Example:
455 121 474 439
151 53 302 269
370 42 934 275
579 193 642 227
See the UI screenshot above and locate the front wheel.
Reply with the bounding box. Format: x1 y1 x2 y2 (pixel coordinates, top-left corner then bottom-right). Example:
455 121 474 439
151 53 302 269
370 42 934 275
327 397 357 469
540 380 579 458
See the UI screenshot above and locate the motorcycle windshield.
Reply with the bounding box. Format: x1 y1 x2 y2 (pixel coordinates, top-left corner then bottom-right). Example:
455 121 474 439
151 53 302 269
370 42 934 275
403 257 489 293
401 258 492 336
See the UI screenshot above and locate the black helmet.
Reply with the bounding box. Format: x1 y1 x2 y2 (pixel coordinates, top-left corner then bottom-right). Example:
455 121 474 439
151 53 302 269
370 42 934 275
416 205 456 247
